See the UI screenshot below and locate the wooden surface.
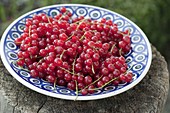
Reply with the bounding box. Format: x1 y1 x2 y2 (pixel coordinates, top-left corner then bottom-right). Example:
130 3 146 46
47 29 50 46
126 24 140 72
0 45 169 113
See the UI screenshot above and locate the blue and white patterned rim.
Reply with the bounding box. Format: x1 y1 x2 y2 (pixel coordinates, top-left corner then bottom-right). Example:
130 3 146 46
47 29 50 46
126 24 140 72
0 4 152 100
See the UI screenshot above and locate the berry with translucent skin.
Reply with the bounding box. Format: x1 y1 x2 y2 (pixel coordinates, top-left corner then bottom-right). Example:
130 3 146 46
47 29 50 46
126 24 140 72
39 49 48 57
56 69 64 79
64 73 72 82
84 76 93 85
107 64 115 72
77 75 84 83
81 88 88 95
102 76 110 83
85 59 93 66
102 43 110 50
60 7 67 13
97 80 104 88
92 53 100 61
57 79 66 86
46 75 56 83
88 85 95 94
17 59 25 66
54 58 63 66
67 81 76 90
125 72 133 83
30 69 39 78
75 63 82 72
101 67 109 76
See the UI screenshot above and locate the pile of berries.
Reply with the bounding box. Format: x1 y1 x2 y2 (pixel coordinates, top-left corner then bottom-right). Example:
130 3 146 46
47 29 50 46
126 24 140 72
15 7 133 95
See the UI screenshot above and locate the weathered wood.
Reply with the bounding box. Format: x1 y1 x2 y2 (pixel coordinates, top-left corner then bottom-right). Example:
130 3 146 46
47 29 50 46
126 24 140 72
0 45 169 113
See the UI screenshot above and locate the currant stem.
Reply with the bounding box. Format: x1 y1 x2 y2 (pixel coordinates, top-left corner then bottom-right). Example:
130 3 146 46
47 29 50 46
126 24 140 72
124 65 133 74
60 50 66 59
72 54 77 75
78 75 103 93
119 48 122 56
90 77 118 91
74 18 89 24
53 78 57 90
59 66 78 76
127 29 130 36
13 61 30 72
74 80 79 101
37 58 44 65
66 33 75 41
20 67 30 72
28 25 31 37
46 15 52 24
58 10 70 21
80 34 85 41
110 44 116 53
92 64 95 74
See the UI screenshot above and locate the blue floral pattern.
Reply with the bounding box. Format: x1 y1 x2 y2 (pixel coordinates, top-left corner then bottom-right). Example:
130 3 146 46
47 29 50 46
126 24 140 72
1 4 152 100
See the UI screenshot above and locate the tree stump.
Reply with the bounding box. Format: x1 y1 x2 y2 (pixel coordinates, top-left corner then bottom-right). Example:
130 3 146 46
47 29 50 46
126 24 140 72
0 45 169 113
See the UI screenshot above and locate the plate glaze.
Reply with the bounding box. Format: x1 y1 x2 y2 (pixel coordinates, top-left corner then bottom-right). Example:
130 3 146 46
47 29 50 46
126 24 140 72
0 4 152 100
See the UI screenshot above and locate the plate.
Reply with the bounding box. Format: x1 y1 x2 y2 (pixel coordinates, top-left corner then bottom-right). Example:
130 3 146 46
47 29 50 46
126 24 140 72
0 4 152 100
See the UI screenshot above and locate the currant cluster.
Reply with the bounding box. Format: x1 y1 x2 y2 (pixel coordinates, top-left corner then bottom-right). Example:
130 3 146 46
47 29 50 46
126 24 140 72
15 7 133 95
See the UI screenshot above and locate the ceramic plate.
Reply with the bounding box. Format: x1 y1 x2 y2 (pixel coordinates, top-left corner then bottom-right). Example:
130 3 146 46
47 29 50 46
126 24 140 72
0 4 152 100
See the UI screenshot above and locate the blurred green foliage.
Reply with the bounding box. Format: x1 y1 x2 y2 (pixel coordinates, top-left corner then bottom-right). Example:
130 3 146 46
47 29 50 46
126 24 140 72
0 0 170 60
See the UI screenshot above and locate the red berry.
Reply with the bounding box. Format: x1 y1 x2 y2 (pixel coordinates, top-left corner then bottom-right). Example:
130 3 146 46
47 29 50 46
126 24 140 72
64 73 72 82
30 69 39 78
46 75 56 83
85 59 93 66
107 64 115 72
81 89 88 95
60 7 67 13
17 59 25 66
75 63 82 72
88 85 95 94
67 81 76 90
102 76 110 83
97 80 104 88
101 67 109 76
57 79 66 86
92 53 100 61
102 43 110 50
54 58 63 66
84 76 93 85
78 83 85 89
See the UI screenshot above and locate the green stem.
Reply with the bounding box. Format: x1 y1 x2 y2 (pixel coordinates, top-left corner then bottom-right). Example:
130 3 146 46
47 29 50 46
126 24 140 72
60 50 66 59
119 48 122 56
72 54 77 75
124 65 133 74
74 80 79 101
66 33 75 41
58 10 70 21
46 15 52 24
59 67 78 76
13 61 30 72
53 78 57 90
80 34 85 40
110 44 116 53
92 64 95 74
73 18 88 24
78 75 103 93
90 77 118 91
29 25 31 37
37 58 44 65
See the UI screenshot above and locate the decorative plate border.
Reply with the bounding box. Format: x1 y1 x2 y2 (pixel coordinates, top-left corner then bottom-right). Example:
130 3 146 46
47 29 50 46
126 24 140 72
0 4 152 100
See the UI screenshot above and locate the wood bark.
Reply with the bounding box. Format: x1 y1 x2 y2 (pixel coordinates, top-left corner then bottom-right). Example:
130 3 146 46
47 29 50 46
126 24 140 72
0 45 169 113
